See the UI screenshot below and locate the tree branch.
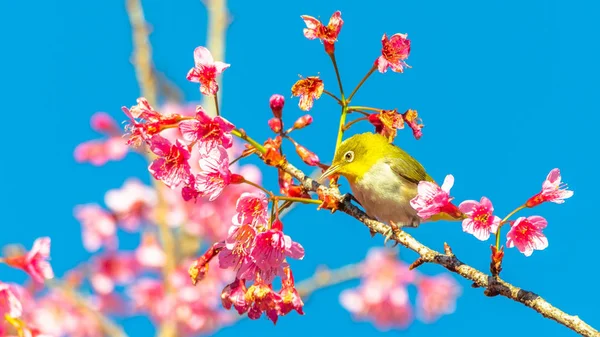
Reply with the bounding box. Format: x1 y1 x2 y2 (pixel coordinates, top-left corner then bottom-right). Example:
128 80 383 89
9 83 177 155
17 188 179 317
277 161 600 337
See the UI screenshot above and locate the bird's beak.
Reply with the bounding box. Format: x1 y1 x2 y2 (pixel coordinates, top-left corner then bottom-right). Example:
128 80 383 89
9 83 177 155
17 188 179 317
319 163 341 182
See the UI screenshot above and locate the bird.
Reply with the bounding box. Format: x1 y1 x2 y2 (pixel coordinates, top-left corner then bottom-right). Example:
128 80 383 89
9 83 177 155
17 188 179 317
319 132 462 241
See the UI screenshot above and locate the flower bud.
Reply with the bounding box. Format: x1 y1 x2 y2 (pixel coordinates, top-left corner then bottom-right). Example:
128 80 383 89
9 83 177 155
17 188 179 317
230 174 245 184
295 144 320 166
268 118 282 133
269 94 285 119
91 112 119 134
271 219 284 231
490 245 504 276
293 114 313 130
286 185 310 198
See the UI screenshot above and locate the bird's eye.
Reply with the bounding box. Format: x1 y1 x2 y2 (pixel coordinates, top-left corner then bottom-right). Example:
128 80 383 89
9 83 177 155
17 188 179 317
344 151 354 162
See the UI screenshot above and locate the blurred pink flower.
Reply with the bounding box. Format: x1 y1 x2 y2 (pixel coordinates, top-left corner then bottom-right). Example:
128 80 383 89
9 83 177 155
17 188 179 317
74 137 128 166
506 216 549 257
416 274 461 323
178 106 235 151
90 112 120 135
376 33 411 73
0 282 22 318
74 204 117 252
135 233 166 269
526 168 574 207
104 178 157 231
90 253 139 295
148 135 192 189
186 46 230 96
5 237 54 284
459 197 501 241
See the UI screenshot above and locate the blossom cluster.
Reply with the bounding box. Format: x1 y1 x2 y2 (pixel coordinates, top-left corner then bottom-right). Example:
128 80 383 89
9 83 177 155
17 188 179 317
341 248 460 330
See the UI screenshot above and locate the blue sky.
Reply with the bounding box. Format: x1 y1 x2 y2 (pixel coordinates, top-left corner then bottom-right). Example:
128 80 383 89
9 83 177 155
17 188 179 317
1 0 599 336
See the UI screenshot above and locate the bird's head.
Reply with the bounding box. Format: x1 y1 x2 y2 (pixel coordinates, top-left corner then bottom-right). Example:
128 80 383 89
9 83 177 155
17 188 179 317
319 132 390 183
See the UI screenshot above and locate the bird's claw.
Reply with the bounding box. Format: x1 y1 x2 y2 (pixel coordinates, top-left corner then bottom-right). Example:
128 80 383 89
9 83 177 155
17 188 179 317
383 221 401 247
341 193 362 207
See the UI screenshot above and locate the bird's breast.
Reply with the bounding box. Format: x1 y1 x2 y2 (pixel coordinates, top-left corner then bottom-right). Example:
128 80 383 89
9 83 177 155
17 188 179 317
349 161 420 227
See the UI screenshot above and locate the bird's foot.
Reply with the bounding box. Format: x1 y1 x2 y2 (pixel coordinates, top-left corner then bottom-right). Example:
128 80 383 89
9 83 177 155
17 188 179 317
383 221 402 247
340 193 362 207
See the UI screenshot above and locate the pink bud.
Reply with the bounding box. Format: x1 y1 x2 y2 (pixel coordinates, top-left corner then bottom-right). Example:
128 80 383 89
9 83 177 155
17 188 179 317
268 118 282 133
293 114 313 130
295 145 320 166
91 112 118 134
269 94 285 119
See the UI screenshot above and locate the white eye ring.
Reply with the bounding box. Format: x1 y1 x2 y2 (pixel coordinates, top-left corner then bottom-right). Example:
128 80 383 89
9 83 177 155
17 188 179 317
344 151 354 162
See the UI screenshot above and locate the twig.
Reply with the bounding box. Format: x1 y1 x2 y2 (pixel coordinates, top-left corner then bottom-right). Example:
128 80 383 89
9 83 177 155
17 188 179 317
275 160 600 337
296 263 363 298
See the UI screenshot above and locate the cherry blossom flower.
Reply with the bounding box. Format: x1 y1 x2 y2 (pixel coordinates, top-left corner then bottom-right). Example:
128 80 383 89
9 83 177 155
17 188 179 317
376 33 411 73
291 76 324 111
368 109 405 142
195 146 234 201
178 106 235 150
244 276 282 324
300 11 343 53
410 175 461 220
73 204 117 252
90 253 139 295
234 192 269 227
135 233 166 269
506 216 549 257
90 112 120 135
5 237 54 284
402 109 423 140
218 224 258 277
0 282 22 318
278 267 304 316
148 135 192 189
247 227 305 283
416 274 461 323
104 178 157 231
526 168 574 207
459 197 501 241
74 138 129 166
221 279 249 315
122 97 183 147
186 46 230 96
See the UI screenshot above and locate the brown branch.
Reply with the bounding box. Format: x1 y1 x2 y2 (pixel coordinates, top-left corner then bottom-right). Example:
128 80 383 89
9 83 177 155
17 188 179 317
277 161 600 337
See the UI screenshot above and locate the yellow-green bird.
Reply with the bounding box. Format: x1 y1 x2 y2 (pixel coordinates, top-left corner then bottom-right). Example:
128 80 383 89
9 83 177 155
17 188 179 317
320 132 462 232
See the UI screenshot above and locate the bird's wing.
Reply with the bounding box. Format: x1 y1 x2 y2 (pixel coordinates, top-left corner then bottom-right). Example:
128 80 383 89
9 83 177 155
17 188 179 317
383 145 428 185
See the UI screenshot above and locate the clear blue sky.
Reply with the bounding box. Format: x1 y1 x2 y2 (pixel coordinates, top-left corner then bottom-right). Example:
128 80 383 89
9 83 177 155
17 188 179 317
1 0 599 336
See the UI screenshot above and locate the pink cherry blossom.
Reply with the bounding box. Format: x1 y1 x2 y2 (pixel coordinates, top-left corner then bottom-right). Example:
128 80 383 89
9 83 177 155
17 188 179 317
90 253 139 295
234 192 269 227
0 282 22 318
178 106 235 151
73 204 117 252
135 233 166 269
186 46 230 96
416 274 461 323
5 237 54 284
74 137 129 166
376 33 411 73
247 228 305 283
300 11 343 53
104 178 157 231
341 285 413 331
459 197 501 241
148 135 192 189
90 111 120 135
506 216 549 257
122 97 183 147
526 168 574 207
195 146 233 201
221 279 249 315
410 175 457 220
218 224 258 275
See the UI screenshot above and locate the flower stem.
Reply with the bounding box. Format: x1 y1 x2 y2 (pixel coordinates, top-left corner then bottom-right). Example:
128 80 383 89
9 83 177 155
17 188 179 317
495 204 527 249
242 178 274 197
231 129 266 154
347 106 383 113
328 52 345 101
343 116 369 131
213 94 220 116
323 90 343 105
334 105 349 155
347 64 377 102
274 196 322 205
348 109 369 116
